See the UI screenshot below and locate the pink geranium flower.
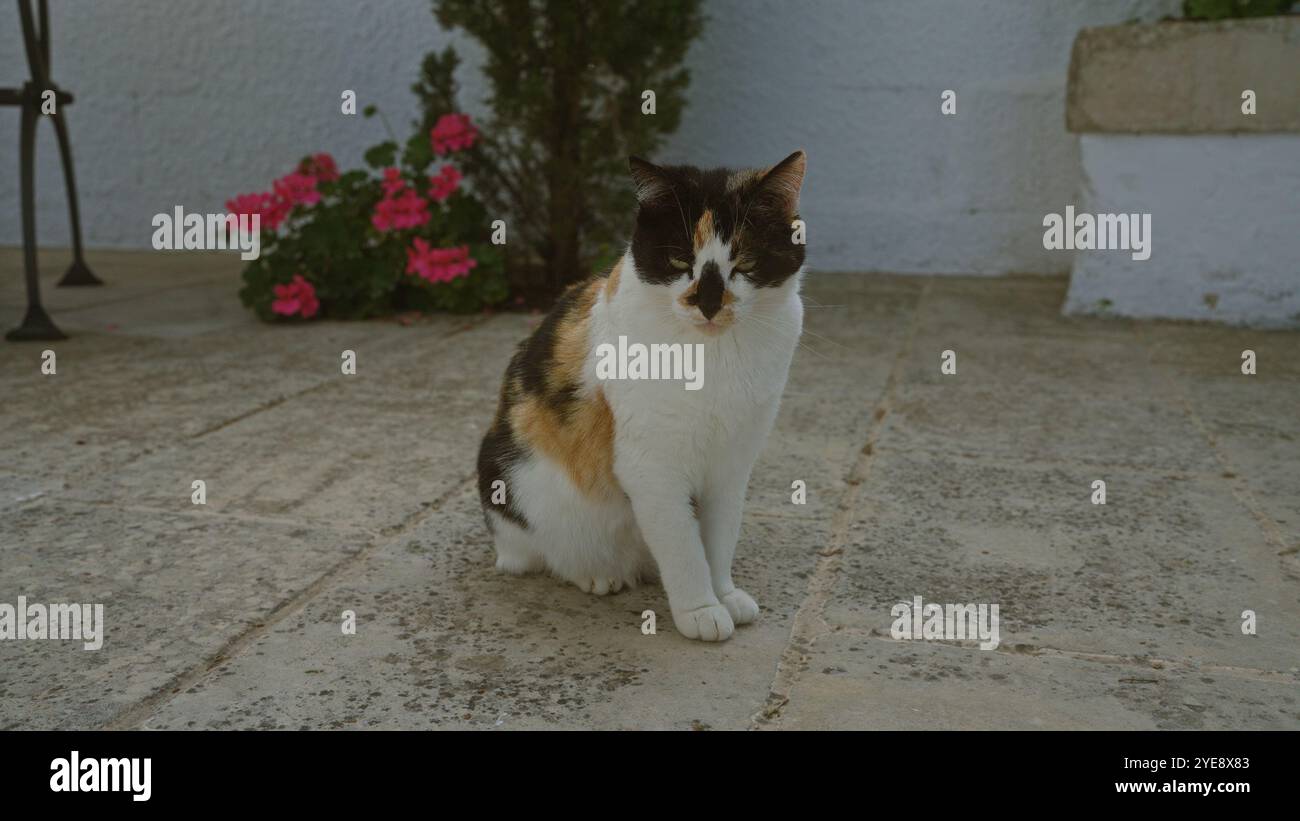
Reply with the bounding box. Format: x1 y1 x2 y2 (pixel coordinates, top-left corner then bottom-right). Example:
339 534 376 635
225 191 291 231
372 189 429 232
428 164 462 202
300 153 339 183
273 171 321 207
430 113 479 155
405 239 477 283
380 167 406 197
372 169 429 231
271 275 319 318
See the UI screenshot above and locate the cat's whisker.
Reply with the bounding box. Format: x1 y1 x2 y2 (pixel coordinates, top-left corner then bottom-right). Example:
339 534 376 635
742 309 812 344
668 186 693 249
799 296 845 309
741 312 835 363
793 327 847 352
751 309 848 353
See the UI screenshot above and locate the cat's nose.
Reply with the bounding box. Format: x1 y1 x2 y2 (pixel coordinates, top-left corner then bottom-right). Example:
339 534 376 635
694 261 724 319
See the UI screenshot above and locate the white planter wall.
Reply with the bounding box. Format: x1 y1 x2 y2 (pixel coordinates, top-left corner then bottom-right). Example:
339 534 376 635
1064 135 1300 327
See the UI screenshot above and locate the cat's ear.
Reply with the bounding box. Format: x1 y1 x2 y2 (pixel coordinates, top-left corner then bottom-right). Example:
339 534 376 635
755 150 806 217
629 156 672 206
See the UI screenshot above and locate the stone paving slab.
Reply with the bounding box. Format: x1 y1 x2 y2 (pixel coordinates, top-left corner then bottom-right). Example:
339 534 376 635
824 449 1299 675
777 632 1298 731
0 501 364 730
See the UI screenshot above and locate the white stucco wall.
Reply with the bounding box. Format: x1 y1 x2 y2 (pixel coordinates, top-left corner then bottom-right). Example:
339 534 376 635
1063 135 1300 327
1 0 1180 274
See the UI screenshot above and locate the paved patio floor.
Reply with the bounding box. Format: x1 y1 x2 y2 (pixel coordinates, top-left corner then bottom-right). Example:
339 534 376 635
2 247 1298 730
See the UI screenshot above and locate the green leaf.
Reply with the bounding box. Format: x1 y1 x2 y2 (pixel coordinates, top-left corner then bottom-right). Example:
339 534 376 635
402 131 434 172
363 141 399 169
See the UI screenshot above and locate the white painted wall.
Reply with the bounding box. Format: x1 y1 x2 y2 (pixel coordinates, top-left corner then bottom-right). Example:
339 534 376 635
1064 135 1300 327
0 0 1180 274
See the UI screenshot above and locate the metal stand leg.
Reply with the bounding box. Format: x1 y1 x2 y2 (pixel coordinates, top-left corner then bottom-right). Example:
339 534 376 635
52 106 101 287
6 96 65 341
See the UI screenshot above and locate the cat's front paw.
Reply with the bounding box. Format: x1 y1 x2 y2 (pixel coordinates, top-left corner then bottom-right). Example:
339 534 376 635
569 575 627 596
720 588 759 625
672 603 735 641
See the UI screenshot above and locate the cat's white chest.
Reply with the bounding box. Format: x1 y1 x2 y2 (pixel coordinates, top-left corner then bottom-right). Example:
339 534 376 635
592 294 800 465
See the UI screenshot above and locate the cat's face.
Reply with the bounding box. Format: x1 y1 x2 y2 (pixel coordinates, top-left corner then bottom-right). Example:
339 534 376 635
628 151 806 335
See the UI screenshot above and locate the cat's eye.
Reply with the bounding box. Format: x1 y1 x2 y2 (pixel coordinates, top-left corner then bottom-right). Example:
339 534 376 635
732 259 756 274
668 257 692 272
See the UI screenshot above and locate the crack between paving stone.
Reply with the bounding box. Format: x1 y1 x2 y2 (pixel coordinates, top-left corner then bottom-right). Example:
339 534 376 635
45 275 237 315
870 442 1237 482
746 510 823 522
750 279 930 730
100 471 478 730
187 382 333 440
1133 325 1299 580
188 314 493 441
830 627 1297 683
45 497 380 536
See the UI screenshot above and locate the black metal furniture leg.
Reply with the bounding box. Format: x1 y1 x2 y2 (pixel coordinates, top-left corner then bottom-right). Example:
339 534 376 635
6 97 65 341
52 107 101 286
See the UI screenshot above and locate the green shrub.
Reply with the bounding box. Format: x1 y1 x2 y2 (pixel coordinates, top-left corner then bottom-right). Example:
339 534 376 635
1183 0 1296 20
414 0 706 298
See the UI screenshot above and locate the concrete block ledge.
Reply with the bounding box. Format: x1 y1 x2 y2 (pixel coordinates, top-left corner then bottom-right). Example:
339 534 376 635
1067 17 1300 134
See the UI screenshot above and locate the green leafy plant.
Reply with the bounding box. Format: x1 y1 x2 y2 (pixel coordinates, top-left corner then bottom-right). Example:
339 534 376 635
232 110 507 322
1183 0 1295 20
414 0 705 301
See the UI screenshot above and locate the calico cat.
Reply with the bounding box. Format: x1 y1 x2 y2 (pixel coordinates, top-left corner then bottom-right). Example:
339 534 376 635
477 151 806 641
